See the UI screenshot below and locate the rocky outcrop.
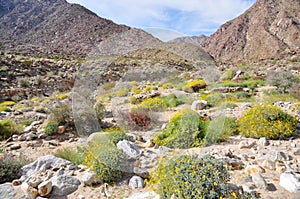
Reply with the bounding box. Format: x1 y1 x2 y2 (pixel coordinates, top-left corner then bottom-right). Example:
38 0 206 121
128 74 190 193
201 0 300 64
169 34 208 45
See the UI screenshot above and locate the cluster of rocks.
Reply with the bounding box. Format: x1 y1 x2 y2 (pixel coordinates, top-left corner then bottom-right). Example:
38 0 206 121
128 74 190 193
186 136 300 197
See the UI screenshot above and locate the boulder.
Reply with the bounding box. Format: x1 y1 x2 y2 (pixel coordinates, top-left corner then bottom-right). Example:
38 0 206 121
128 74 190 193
51 175 81 196
252 174 268 190
279 172 300 193
117 140 142 159
0 183 16 199
191 100 208 110
21 182 39 199
128 176 144 189
82 172 101 186
21 155 75 179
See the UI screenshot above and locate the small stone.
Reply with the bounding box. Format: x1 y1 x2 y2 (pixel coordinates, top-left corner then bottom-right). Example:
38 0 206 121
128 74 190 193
51 175 81 196
38 132 47 139
252 174 268 190
223 147 234 158
10 144 21 150
142 139 155 148
291 142 297 148
244 165 265 175
57 126 66 134
21 182 38 199
279 172 300 193
239 141 256 149
78 195 85 199
28 177 43 188
12 179 22 186
278 151 290 161
294 149 300 156
117 140 142 159
49 141 59 146
191 100 208 110
262 159 276 170
24 125 33 133
26 132 38 141
38 181 52 197
128 176 144 189
258 137 269 146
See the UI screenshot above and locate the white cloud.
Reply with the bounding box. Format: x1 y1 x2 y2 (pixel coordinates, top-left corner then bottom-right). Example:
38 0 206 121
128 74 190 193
67 0 255 36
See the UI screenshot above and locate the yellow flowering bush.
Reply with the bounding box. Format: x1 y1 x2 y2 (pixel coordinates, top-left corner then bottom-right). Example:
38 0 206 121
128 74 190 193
182 79 207 93
135 97 167 111
115 87 129 97
153 108 207 148
238 105 298 139
150 155 230 199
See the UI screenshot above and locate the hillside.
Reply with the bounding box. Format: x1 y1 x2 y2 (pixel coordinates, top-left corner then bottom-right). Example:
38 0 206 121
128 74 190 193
169 34 207 46
201 0 300 64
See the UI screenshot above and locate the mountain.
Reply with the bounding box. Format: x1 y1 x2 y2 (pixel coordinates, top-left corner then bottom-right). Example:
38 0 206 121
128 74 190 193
169 35 208 46
0 0 130 58
201 0 300 64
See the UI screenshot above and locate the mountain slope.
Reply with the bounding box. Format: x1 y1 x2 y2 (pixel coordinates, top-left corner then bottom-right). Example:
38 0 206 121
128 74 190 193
201 0 300 64
169 35 207 46
0 0 130 57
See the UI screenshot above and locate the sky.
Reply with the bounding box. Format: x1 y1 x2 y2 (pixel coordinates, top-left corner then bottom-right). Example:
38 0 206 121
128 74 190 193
67 0 255 41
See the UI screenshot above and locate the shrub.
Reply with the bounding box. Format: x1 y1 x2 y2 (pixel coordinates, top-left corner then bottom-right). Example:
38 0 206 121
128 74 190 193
84 132 131 183
235 91 251 99
150 155 230 199
117 109 153 131
55 146 85 165
57 93 69 100
219 102 238 109
47 101 73 127
44 121 58 135
182 79 207 93
128 96 138 104
136 97 167 111
93 101 106 122
0 154 29 183
131 86 142 94
161 94 181 108
153 108 207 148
102 82 116 90
266 71 299 93
116 87 129 97
203 116 238 146
18 77 30 87
0 119 20 140
238 105 298 139
202 92 225 107
107 131 134 145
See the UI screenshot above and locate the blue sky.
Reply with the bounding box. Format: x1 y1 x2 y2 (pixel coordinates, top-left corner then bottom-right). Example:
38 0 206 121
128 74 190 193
67 0 255 41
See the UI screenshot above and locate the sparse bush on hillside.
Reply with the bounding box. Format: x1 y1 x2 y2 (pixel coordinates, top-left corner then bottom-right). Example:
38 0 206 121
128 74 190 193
153 108 207 148
238 105 298 139
203 116 238 146
84 131 132 183
0 154 30 183
150 155 230 199
161 94 182 108
55 146 85 165
135 97 167 111
0 119 20 140
182 79 207 93
266 71 299 94
44 121 58 135
115 87 129 97
117 108 153 131
18 77 30 87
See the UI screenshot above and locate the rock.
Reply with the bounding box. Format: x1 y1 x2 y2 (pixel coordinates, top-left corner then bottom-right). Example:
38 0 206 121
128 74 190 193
262 159 276 170
21 155 75 179
49 141 59 146
244 165 265 175
278 151 291 161
290 142 297 148
57 126 66 134
279 172 300 193
27 176 43 188
26 132 38 141
38 132 48 139
294 149 300 156
117 140 142 159
24 125 34 133
142 139 155 148
51 175 81 196
10 144 21 150
38 181 52 197
100 183 111 197
239 141 256 149
133 167 149 178
258 137 269 146
223 147 234 158
12 179 22 186
78 195 85 199
128 176 144 189
223 158 243 170
82 172 101 186
21 182 39 199
252 174 268 190
0 183 16 199
191 100 208 110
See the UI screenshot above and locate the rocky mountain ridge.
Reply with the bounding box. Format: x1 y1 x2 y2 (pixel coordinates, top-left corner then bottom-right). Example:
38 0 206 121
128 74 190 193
201 0 300 64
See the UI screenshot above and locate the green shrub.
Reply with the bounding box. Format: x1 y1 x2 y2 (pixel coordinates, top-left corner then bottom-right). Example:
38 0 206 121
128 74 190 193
131 86 142 94
116 87 129 97
161 94 181 108
219 102 238 109
84 132 131 183
266 71 299 93
44 122 58 135
48 101 73 126
107 131 134 145
203 116 238 146
0 154 30 183
153 108 207 148
202 92 225 107
55 146 85 165
238 105 298 139
18 77 30 87
150 155 230 199
0 119 20 140
93 101 106 122
102 82 116 90
235 91 251 99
